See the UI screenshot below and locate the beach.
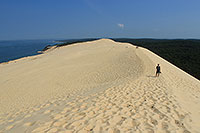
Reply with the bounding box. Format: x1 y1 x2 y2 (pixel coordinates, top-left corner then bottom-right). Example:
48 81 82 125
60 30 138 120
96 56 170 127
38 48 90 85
0 39 200 133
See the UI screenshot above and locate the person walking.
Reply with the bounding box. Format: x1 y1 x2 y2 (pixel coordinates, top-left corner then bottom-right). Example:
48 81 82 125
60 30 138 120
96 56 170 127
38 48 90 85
156 64 161 77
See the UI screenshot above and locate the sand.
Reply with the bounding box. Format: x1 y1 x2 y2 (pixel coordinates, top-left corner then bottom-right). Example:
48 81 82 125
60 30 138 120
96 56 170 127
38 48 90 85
0 39 200 133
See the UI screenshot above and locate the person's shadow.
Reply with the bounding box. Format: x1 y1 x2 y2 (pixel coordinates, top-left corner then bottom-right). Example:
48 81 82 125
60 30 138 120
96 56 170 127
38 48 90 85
147 75 156 78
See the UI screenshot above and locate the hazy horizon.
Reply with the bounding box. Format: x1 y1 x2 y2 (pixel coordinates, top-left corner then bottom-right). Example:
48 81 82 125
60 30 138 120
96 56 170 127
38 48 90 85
1 0 200 40
1 37 200 42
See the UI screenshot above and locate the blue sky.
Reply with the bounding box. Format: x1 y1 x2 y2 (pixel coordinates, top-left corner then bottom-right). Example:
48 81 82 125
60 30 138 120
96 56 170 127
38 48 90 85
0 0 200 40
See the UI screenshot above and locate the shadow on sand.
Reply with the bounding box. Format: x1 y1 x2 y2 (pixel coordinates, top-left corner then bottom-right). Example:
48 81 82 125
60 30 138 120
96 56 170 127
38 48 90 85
147 75 156 78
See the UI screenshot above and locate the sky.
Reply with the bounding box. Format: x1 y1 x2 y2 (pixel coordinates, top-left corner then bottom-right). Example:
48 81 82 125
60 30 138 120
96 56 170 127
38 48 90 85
0 0 200 40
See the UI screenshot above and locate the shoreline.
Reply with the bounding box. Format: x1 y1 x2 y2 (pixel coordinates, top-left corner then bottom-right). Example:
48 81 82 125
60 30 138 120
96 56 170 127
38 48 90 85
0 53 43 65
0 39 96 65
0 40 66 65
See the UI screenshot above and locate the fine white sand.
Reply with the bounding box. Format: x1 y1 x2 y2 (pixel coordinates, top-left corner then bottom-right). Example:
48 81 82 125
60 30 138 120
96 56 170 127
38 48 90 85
0 39 200 133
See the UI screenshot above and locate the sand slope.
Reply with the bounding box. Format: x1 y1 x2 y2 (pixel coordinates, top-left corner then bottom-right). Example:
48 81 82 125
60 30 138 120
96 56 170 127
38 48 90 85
0 39 200 133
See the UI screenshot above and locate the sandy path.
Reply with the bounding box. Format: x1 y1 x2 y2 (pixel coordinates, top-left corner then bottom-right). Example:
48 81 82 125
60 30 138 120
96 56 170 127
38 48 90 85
0 39 200 133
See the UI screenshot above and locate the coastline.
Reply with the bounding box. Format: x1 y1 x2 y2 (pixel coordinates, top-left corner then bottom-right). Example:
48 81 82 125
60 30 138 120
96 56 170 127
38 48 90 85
0 41 63 64
0 39 96 65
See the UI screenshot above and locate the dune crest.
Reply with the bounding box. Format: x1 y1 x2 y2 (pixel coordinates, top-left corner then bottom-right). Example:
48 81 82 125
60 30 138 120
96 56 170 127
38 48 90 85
0 39 200 132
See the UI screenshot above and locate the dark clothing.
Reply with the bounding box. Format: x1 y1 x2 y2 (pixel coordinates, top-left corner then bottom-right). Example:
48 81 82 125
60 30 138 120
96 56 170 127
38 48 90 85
156 66 161 73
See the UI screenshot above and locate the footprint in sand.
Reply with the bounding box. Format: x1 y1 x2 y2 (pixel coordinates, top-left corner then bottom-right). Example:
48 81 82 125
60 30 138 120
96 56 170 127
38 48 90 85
23 122 35 127
44 110 53 114
24 114 32 118
5 125 14 130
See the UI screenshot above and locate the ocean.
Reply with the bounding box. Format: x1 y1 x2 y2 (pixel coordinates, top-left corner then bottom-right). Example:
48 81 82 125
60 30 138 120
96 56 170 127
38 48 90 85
0 39 61 63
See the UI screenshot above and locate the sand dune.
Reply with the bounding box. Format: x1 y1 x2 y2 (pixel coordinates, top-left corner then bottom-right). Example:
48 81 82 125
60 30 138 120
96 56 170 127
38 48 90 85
0 39 200 133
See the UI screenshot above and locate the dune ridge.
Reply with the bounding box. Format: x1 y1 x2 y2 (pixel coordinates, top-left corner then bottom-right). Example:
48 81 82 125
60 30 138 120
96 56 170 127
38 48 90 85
0 39 200 133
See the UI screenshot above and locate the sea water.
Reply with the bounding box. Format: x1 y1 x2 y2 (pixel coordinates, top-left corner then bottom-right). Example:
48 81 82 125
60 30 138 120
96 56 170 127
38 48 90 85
0 39 61 63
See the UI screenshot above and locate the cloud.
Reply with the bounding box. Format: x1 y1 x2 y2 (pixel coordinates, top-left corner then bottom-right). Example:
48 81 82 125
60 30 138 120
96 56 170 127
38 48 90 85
117 23 124 29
